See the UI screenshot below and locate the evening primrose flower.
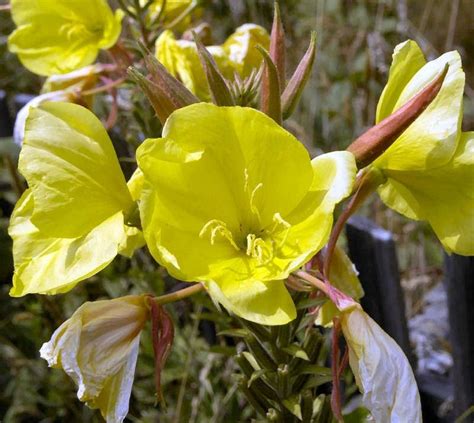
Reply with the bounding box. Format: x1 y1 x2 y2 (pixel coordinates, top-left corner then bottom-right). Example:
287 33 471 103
155 24 269 100
8 0 123 76
136 103 356 325
40 295 149 423
371 40 472 254
144 0 194 24
9 102 142 296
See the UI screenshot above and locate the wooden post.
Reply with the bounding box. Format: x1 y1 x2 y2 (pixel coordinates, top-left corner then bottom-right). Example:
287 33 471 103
444 254 474 420
345 215 413 363
0 91 13 137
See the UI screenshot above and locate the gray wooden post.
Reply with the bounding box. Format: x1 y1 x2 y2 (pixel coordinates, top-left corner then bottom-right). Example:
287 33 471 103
345 215 413 363
444 254 474 420
0 91 13 137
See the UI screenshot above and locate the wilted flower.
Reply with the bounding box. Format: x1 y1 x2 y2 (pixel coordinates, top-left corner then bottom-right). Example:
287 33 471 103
371 41 472 255
155 24 269 100
341 306 422 422
40 295 149 423
136 103 356 324
8 0 123 76
13 91 74 146
13 64 108 145
40 63 110 95
9 102 142 297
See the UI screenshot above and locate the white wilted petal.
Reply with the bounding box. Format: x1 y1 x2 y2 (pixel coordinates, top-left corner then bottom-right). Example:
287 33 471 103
40 295 149 423
341 308 422 423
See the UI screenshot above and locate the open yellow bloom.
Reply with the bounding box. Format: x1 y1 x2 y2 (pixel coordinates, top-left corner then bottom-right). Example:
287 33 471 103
137 103 356 325
155 24 269 100
40 295 149 423
9 102 142 296
8 0 123 76
341 306 422 422
372 40 472 254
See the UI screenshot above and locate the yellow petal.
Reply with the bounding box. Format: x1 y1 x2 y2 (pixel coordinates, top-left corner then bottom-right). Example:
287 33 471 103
374 45 464 171
127 168 145 202
9 190 127 296
275 151 357 269
223 24 270 78
316 246 364 327
376 40 426 122
378 131 474 255
19 102 132 238
206 279 296 326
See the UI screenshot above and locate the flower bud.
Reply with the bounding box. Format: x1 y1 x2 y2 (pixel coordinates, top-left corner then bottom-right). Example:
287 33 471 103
347 64 448 168
281 32 317 120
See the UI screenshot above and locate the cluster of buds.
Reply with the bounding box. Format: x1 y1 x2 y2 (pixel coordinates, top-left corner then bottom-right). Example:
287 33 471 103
129 4 317 126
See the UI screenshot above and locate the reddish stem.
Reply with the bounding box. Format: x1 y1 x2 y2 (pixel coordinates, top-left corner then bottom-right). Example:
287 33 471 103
331 317 344 422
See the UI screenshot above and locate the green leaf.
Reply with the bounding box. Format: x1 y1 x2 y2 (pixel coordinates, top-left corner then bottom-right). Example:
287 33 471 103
282 395 302 420
282 344 310 361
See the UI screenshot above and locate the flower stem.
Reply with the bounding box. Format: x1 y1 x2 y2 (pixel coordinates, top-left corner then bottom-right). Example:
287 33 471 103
81 77 127 96
292 271 329 296
154 283 204 305
323 167 384 279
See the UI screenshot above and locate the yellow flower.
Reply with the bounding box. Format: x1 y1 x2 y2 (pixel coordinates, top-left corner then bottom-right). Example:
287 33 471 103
8 0 123 76
145 0 194 24
155 24 269 100
40 295 149 423
372 40 472 254
9 102 142 296
136 103 356 324
341 306 422 422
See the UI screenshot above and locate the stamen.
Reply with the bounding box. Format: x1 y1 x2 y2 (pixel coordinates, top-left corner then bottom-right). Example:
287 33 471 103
249 182 263 221
199 219 240 251
243 168 264 224
246 233 274 265
272 212 292 247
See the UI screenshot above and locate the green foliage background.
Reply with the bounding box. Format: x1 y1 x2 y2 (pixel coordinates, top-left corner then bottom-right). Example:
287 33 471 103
0 0 472 421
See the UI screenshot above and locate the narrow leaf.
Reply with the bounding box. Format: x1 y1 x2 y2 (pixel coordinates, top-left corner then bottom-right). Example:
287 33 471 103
248 369 269 387
282 32 317 120
299 365 332 376
282 344 310 361
217 328 249 338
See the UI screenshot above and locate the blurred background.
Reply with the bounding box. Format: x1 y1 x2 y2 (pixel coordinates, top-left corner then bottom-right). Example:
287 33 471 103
0 0 473 421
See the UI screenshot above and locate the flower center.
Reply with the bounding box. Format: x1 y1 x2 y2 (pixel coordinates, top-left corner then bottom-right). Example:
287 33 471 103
59 22 99 42
199 212 292 266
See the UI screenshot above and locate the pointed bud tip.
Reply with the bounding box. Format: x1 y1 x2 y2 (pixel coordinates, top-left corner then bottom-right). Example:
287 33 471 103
347 63 450 168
